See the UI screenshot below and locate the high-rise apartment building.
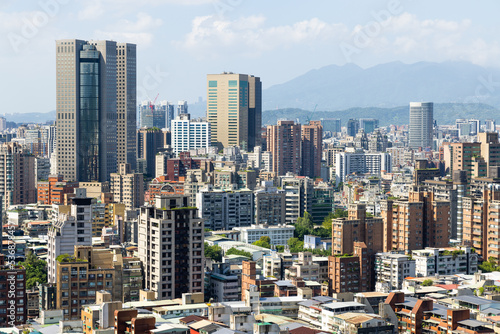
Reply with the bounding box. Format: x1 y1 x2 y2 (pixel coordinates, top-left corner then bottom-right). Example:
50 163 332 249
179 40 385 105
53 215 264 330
328 241 369 293
177 100 188 115
207 73 261 151
0 142 36 210
171 113 211 156
110 163 144 210
408 102 433 149
267 121 301 176
442 142 481 181
479 132 500 177
0 254 27 327
138 195 204 300
56 39 136 182
380 190 450 253
301 121 323 178
254 187 286 226
335 151 392 184
48 194 93 283
159 101 175 130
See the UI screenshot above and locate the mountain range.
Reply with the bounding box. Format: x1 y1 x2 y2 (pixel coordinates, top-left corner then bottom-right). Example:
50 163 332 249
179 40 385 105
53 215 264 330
4 61 500 126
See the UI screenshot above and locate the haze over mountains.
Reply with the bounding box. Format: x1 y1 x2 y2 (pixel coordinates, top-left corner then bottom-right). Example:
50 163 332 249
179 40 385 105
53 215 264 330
7 61 500 126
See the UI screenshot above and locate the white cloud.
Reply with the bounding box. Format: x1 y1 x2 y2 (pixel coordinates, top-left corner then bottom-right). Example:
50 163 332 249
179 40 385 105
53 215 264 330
94 12 163 47
174 12 500 67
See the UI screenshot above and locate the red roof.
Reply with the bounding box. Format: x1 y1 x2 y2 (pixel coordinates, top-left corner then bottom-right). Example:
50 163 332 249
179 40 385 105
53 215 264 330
435 284 458 290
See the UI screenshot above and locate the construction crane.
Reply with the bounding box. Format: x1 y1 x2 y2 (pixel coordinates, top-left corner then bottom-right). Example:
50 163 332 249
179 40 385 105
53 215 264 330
305 104 318 124
150 93 159 113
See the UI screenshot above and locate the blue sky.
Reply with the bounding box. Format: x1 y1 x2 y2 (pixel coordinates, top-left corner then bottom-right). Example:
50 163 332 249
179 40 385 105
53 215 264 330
1 0 499 113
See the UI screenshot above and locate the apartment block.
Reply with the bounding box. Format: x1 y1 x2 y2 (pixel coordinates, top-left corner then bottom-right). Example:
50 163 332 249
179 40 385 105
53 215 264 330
328 242 369 294
335 151 392 185
138 195 204 300
375 252 415 292
171 113 211 156
0 254 27 327
301 121 323 178
381 190 450 253
110 163 144 210
37 174 79 205
412 246 478 276
0 142 36 210
197 186 253 230
254 187 286 225
267 120 302 176
479 132 500 177
234 224 294 246
442 142 481 181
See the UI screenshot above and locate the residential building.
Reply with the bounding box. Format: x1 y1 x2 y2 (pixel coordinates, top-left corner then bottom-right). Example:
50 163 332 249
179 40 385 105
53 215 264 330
412 246 478 277
375 252 415 292
177 100 188 115
0 254 27 327
37 175 79 205
479 132 500 178
171 113 211 156
138 195 204 300
328 242 369 294
301 121 323 178
380 190 450 253
56 39 135 182
285 252 320 282
0 142 36 210
408 102 433 149
207 73 261 151
254 186 286 226
442 142 481 181
197 186 253 230
110 163 144 210
267 120 301 176
47 194 93 283
279 174 314 224
234 224 294 246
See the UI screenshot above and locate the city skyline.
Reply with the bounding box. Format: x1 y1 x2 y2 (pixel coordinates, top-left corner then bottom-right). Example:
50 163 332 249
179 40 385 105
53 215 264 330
1 1 500 114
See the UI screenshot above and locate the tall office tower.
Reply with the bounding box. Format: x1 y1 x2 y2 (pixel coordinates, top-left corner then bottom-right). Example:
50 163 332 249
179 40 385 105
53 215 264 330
267 121 301 176
177 100 188 115
0 117 6 131
320 118 341 134
110 163 145 210
206 73 261 151
140 101 166 129
171 113 211 156
116 43 137 172
0 142 36 210
158 101 175 130
301 120 323 178
47 193 93 283
47 125 57 159
137 128 165 177
485 119 496 132
359 118 379 133
56 39 136 182
139 195 204 300
408 102 433 149
346 119 359 137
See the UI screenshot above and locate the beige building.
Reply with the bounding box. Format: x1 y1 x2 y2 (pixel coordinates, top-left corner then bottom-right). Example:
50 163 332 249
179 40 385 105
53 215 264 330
479 132 500 177
0 142 36 210
267 121 302 176
56 39 136 182
206 73 261 151
79 181 110 199
110 163 144 210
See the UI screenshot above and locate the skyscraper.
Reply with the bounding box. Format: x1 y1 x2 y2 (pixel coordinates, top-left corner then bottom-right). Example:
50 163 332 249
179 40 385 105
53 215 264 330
301 120 323 178
206 72 261 151
171 113 211 156
55 39 136 182
409 102 433 149
177 100 188 115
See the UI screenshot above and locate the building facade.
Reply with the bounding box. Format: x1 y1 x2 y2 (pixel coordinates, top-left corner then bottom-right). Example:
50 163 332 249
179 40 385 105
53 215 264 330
408 102 433 149
171 113 211 156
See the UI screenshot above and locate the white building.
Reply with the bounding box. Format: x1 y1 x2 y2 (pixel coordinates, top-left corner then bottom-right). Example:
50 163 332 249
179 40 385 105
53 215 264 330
47 193 93 283
171 113 211 156
245 146 273 172
412 246 478 277
197 185 253 230
234 223 294 246
335 150 392 184
375 252 415 293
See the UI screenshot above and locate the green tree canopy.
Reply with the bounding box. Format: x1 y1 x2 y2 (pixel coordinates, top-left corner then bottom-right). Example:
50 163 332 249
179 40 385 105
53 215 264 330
20 251 47 289
294 211 314 240
226 248 252 258
287 238 304 253
253 236 271 249
421 279 434 286
204 243 223 262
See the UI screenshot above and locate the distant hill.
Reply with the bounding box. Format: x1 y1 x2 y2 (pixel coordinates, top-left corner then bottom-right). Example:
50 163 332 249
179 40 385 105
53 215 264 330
263 61 500 111
262 103 499 127
3 110 56 124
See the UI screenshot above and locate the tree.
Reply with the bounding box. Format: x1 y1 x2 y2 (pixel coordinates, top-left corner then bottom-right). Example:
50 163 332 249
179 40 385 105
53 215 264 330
421 279 434 286
226 248 252 259
294 211 314 240
20 251 47 289
275 245 285 253
253 236 271 249
287 238 304 253
204 243 223 262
